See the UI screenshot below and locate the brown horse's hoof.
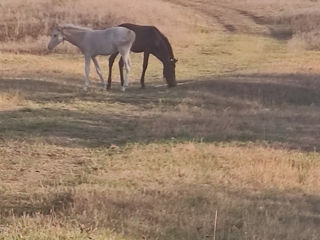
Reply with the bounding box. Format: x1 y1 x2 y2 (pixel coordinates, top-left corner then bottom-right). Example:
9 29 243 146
168 82 177 87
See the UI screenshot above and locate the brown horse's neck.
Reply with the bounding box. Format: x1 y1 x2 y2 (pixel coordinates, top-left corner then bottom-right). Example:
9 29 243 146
155 43 174 66
152 52 170 67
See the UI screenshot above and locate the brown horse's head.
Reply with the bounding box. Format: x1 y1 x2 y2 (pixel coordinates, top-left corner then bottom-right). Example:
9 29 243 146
163 58 177 87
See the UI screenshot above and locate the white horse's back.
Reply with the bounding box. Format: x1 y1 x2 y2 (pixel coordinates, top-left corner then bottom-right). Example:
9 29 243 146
83 27 135 56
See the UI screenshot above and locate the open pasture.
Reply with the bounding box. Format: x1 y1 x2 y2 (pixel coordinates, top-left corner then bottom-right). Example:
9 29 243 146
1 0 320 239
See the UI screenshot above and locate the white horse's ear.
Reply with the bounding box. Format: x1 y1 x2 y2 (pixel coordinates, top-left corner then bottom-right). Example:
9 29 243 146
56 24 62 31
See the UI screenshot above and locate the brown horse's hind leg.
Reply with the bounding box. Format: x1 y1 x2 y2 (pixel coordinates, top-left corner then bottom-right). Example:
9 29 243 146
118 57 124 87
107 53 118 90
140 52 149 89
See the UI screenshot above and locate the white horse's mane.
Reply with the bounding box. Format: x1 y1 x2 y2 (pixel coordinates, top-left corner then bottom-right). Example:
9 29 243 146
60 24 92 32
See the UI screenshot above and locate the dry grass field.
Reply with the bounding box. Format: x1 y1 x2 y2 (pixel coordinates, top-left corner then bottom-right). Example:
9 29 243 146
1 0 320 239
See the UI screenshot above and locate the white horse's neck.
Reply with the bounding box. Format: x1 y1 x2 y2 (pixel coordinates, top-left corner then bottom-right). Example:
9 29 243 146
62 28 88 49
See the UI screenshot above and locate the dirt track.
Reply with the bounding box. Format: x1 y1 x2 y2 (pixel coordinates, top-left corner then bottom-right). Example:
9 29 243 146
165 0 319 40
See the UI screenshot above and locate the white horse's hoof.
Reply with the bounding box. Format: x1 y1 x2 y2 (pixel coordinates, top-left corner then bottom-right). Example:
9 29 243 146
83 87 88 92
121 86 126 92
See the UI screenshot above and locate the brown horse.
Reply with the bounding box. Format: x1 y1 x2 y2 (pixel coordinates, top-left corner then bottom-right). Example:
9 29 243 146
107 23 177 89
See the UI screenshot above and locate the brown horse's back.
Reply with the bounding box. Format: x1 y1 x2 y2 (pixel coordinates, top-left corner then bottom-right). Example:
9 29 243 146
119 23 163 54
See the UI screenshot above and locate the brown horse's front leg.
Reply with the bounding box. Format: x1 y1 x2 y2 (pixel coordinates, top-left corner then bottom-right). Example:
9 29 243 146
107 53 118 90
118 57 124 87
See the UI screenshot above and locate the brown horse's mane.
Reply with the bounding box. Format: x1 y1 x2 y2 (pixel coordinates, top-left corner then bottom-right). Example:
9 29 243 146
155 28 175 60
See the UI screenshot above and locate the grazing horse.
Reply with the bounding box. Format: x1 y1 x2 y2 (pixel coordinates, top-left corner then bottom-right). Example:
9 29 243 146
48 24 136 91
107 23 177 89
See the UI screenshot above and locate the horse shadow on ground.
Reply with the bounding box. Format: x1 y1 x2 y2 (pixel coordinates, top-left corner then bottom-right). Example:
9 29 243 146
1 72 320 151
1 74 320 239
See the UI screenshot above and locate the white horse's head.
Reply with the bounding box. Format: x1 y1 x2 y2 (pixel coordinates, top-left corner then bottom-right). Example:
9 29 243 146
48 25 64 50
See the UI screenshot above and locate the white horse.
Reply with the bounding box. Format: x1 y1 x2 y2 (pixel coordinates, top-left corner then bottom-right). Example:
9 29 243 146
48 24 135 91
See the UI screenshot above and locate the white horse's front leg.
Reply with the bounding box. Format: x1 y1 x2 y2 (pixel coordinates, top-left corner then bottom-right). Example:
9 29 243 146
92 57 106 90
84 56 91 91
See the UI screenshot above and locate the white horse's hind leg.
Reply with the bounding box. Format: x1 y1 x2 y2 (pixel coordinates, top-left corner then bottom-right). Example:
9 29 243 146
124 58 130 88
119 49 131 92
84 56 91 91
123 54 131 88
